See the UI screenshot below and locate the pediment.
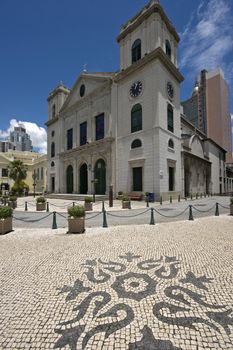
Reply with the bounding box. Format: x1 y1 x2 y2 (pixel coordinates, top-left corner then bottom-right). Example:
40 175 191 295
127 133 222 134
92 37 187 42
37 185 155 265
189 135 204 159
61 72 114 112
0 153 12 164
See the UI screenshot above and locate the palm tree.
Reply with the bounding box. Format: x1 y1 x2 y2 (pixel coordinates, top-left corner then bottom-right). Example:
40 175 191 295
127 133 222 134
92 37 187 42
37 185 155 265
8 160 28 194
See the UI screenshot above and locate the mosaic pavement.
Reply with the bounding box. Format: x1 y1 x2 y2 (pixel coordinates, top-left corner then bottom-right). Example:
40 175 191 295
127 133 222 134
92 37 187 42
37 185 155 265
0 216 233 349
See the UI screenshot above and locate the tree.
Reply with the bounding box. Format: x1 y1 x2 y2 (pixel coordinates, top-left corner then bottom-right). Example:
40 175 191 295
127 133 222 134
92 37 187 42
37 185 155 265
8 160 28 195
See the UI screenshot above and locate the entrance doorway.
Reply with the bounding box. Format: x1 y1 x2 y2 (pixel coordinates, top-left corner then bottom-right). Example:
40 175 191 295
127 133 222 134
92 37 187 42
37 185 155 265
51 177 55 192
94 159 106 195
132 167 142 191
66 165 73 194
79 163 88 194
169 167 175 191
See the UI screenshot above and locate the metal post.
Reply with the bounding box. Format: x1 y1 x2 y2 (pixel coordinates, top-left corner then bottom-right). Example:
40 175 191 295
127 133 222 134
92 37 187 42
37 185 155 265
150 208 155 225
215 203 219 216
178 195 180 202
129 200 131 210
146 196 149 208
189 205 194 221
46 202 49 212
102 201 105 212
103 209 108 228
170 195 172 204
109 185 113 208
160 196 162 205
73 202 75 207
25 201 28 211
52 211 57 229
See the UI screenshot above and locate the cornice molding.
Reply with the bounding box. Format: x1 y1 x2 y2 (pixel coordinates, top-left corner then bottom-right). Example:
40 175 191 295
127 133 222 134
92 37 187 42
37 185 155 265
115 47 184 83
45 115 59 127
117 3 179 43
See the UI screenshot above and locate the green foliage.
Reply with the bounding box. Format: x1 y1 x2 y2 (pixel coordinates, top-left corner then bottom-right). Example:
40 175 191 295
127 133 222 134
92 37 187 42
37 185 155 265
68 205 85 218
9 196 17 202
36 196 46 203
11 181 29 196
84 196 92 203
0 206 13 219
230 197 233 205
122 194 129 201
144 192 149 196
8 160 28 184
118 191 123 196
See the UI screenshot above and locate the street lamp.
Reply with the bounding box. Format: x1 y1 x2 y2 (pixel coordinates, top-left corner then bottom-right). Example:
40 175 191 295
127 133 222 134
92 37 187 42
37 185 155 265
32 173 37 198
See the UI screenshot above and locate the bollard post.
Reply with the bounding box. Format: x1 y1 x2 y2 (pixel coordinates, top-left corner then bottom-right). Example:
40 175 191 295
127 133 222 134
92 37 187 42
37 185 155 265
103 209 108 228
109 185 113 208
146 196 149 208
170 195 172 204
52 211 58 229
150 208 155 225
178 195 180 202
46 202 49 212
160 196 162 205
73 202 75 207
25 201 28 211
191 193 193 200
102 201 105 212
196 193 198 200
215 202 219 216
189 205 194 221
129 200 132 210
200 193 202 199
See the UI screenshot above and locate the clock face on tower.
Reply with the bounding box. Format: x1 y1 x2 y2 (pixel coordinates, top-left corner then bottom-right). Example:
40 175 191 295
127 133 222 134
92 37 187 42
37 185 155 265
130 81 143 98
167 81 174 99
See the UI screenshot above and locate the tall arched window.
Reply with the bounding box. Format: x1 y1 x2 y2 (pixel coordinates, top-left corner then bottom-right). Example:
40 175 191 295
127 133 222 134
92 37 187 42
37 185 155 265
167 104 174 133
132 39 141 64
165 40 171 59
52 104 56 118
51 142 55 158
131 104 142 133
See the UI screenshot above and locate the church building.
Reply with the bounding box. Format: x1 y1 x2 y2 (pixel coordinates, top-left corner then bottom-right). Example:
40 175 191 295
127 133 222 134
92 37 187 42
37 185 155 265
46 0 233 198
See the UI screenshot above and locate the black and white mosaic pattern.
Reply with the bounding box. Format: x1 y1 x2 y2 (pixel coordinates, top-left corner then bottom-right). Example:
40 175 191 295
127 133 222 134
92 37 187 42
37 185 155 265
54 253 233 349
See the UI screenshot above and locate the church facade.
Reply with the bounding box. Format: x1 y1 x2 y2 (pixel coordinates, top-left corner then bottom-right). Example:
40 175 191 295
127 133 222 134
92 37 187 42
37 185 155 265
46 0 233 199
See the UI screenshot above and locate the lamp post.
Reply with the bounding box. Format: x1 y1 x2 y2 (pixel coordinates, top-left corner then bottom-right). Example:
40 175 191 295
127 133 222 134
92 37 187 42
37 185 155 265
32 173 37 198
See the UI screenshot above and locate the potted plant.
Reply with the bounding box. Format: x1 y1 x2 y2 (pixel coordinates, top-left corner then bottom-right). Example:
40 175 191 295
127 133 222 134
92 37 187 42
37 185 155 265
122 194 130 209
67 205 85 233
36 196 46 211
84 196 93 211
8 196 17 209
230 197 233 216
117 191 123 200
0 206 13 234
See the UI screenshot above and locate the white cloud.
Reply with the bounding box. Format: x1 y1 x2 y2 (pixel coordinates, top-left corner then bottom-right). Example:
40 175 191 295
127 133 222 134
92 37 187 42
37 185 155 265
0 119 47 154
180 0 233 76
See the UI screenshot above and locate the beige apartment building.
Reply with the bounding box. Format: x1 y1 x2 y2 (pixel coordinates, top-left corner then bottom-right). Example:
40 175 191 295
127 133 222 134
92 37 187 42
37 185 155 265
0 151 47 194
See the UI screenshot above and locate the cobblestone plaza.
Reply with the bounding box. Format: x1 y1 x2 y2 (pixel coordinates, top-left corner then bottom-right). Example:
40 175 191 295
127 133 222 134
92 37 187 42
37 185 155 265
0 215 233 349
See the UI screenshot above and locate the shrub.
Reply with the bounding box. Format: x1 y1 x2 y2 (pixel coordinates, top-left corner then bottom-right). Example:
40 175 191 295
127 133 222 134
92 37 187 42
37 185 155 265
36 196 46 203
9 196 17 202
118 191 123 196
11 181 29 196
84 196 92 203
0 206 13 219
122 194 129 201
230 197 233 205
68 205 85 218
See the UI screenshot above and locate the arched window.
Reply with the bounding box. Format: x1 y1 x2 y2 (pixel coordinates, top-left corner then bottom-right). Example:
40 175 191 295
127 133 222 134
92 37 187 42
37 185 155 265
165 40 171 59
131 104 142 133
132 39 141 64
168 138 174 149
51 161 55 167
167 104 174 133
51 142 55 158
51 130 55 137
52 104 56 118
131 139 142 149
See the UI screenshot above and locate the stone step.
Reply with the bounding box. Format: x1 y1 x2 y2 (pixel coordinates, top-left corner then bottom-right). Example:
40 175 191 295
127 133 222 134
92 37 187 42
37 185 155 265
46 193 109 201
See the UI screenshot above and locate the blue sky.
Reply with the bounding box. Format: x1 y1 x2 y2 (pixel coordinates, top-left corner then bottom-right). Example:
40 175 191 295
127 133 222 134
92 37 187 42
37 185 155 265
0 0 233 153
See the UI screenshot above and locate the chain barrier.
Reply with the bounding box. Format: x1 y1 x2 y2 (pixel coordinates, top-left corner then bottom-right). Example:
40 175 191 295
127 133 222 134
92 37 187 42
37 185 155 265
56 212 67 219
13 212 52 223
107 208 150 218
218 203 230 209
192 203 216 213
153 206 189 218
85 212 102 221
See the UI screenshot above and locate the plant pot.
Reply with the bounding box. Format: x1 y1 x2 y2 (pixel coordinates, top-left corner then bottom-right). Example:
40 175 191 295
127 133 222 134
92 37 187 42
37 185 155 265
122 201 130 209
8 201 17 209
68 217 85 233
36 202 46 211
84 202 93 211
230 204 233 216
0 217 12 234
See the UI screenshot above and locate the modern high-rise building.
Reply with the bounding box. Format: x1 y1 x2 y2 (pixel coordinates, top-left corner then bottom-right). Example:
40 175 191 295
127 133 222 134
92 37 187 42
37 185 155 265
9 125 33 152
182 68 232 163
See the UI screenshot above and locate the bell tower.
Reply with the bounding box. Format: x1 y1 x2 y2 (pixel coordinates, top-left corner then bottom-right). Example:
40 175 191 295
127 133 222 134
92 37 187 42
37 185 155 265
47 82 70 121
117 0 179 71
